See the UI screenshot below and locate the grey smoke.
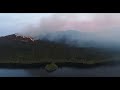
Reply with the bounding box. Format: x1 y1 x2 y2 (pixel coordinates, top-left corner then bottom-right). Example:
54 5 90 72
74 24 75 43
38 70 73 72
19 14 120 49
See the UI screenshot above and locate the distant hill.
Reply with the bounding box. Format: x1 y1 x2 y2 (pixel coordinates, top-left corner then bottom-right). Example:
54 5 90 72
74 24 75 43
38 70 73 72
38 29 120 48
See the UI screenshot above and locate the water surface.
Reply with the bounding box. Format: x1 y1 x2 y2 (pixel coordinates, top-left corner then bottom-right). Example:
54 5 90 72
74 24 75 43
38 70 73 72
0 61 120 77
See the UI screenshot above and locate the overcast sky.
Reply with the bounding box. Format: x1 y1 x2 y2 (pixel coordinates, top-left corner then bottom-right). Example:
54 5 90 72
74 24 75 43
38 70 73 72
0 13 120 36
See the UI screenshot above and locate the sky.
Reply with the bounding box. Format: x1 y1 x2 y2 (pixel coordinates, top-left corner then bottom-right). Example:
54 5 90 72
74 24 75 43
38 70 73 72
0 13 51 36
0 13 120 36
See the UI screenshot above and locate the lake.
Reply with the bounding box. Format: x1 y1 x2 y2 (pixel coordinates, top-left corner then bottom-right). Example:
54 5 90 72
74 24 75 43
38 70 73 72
0 60 120 77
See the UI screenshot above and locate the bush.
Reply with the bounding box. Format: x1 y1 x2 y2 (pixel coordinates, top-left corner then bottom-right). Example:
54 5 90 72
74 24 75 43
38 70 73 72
45 62 58 72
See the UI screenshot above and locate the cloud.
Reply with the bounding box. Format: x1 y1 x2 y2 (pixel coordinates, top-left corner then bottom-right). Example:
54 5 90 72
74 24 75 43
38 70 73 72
22 13 120 37
1 13 120 37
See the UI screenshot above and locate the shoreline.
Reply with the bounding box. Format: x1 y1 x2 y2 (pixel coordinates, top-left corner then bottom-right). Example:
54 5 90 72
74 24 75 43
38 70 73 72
0 60 115 69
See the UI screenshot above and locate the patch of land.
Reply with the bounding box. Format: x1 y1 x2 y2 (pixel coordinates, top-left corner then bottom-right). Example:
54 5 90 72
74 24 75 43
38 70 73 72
0 34 118 67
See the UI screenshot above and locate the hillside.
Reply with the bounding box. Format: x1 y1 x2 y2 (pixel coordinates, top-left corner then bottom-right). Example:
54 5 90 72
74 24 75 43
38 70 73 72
0 34 113 64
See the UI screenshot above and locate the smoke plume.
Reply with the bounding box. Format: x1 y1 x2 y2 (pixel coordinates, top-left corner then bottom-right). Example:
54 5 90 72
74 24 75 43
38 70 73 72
20 13 120 48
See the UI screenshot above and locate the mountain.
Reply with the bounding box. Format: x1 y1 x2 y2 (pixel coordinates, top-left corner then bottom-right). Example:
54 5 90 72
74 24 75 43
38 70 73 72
0 33 110 63
0 34 34 43
1 34 41 45
2 29 120 49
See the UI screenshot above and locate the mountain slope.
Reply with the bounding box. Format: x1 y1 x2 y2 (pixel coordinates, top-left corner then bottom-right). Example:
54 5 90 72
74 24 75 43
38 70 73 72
0 33 112 64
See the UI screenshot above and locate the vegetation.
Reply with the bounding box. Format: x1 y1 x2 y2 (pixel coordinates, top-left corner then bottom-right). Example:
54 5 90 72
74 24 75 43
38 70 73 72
45 63 58 72
0 36 114 65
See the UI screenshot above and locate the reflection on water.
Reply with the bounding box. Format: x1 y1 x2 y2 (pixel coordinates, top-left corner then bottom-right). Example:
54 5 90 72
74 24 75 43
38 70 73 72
26 65 120 77
0 69 31 77
0 60 120 77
